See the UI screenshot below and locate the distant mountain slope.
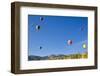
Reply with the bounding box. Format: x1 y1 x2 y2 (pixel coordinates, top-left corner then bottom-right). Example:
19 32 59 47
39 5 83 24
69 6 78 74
28 52 87 61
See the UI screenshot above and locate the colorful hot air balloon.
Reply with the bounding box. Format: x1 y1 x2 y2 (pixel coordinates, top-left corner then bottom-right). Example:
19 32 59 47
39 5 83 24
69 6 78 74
36 25 40 31
40 17 44 21
82 43 87 49
67 40 73 45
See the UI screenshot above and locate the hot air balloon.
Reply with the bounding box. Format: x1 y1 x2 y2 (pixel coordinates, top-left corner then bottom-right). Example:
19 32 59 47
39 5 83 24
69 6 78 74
82 43 86 49
40 17 44 21
36 25 40 31
80 26 84 31
67 40 73 45
40 46 42 50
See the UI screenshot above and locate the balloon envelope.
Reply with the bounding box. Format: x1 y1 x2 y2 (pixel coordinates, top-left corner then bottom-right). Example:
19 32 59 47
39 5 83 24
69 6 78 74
40 17 44 21
81 27 84 31
67 40 72 45
82 43 86 49
40 46 42 50
36 25 40 31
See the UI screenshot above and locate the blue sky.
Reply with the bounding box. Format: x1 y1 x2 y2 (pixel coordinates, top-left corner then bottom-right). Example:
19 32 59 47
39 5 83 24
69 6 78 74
28 15 88 56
